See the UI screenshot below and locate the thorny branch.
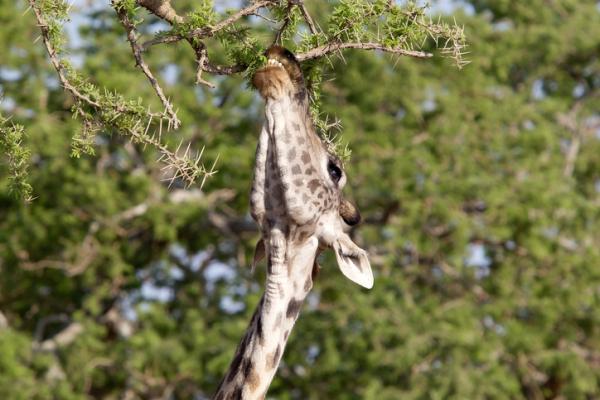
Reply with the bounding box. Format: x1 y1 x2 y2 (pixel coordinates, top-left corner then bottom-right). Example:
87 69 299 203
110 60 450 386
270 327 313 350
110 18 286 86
29 1 100 109
115 4 181 129
274 1 294 45
190 0 276 38
296 41 433 61
137 0 182 24
297 1 318 35
30 0 211 186
140 0 276 50
138 0 277 86
29 0 465 187
137 0 439 80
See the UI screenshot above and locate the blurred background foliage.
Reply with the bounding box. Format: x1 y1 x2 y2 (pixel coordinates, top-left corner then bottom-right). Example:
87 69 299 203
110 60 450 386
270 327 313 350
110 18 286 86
1 0 600 399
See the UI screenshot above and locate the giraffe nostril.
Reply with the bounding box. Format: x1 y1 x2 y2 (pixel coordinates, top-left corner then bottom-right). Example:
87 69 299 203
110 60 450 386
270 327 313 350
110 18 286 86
342 210 361 226
340 199 361 226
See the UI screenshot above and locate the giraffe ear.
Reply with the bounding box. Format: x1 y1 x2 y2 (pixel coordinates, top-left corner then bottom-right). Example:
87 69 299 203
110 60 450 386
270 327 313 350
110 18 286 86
332 234 373 289
251 239 265 273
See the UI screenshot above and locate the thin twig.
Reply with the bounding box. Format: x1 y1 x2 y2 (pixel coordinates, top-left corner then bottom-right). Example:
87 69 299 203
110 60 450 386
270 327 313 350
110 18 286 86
190 0 275 39
253 11 277 24
141 33 183 51
142 0 275 50
138 1 432 79
115 5 181 129
139 0 265 81
30 0 207 186
297 1 318 35
274 1 294 45
29 0 101 108
296 41 433 61
193 43 216 88
201 61 247 76
137 0 183 24
30 0 161 121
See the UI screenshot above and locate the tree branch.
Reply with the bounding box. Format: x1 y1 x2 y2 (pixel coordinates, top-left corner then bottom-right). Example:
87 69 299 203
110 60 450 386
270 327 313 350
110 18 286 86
137 0 183 24
141 0 275 49
29 1 101 108
296 42 433 61
29 0 211 186
297 1 318 35
141 34 182 51
136 0 439 83
274 1 294 45
193 43 217 88
36 322 84 351
115 5 181 129
189 0 276 39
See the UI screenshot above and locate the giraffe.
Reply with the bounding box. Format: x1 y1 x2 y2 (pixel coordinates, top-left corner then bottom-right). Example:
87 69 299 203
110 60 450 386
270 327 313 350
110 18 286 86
213 46 373 400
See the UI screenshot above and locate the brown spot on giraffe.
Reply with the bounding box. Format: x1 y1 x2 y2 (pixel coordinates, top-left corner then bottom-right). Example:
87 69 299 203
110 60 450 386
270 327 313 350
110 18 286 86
308 179 320 194
304 166 316 175
303 276 312 292
301 151 311 164
287 147 296 161
267 345 282 370
283 131 292 143
286 298 302 318
247 370 260 392
297 230 310 242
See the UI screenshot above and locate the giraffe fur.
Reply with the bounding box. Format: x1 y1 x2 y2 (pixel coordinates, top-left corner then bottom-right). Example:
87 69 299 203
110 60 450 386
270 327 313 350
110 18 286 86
213 46 373 400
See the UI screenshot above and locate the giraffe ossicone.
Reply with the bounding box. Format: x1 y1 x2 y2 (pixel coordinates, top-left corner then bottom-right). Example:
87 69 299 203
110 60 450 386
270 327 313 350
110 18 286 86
213 45 372 400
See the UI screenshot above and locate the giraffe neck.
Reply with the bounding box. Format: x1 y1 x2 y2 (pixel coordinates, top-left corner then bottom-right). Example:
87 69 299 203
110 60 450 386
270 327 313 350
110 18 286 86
213 236 318 400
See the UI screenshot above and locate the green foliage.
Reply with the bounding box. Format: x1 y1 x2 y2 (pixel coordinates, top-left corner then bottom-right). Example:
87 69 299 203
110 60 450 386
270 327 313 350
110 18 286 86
38 0 70 51
8 0 467 187
177 1 216 35
1 0 599 399
0 115 33 201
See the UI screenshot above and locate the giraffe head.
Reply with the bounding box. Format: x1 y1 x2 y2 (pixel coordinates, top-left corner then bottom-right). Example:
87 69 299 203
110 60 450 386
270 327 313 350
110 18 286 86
253 46 374 289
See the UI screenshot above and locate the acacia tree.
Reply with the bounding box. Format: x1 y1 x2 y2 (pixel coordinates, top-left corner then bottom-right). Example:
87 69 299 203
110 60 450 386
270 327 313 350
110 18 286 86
5 0 466 196
2 1 599 400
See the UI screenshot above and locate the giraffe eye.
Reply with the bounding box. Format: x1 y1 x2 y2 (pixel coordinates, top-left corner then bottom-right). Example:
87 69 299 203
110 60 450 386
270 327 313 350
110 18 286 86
327 160 342 184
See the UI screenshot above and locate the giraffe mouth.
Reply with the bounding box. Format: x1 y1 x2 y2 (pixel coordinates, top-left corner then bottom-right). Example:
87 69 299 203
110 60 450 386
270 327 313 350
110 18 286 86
267 58 284 69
